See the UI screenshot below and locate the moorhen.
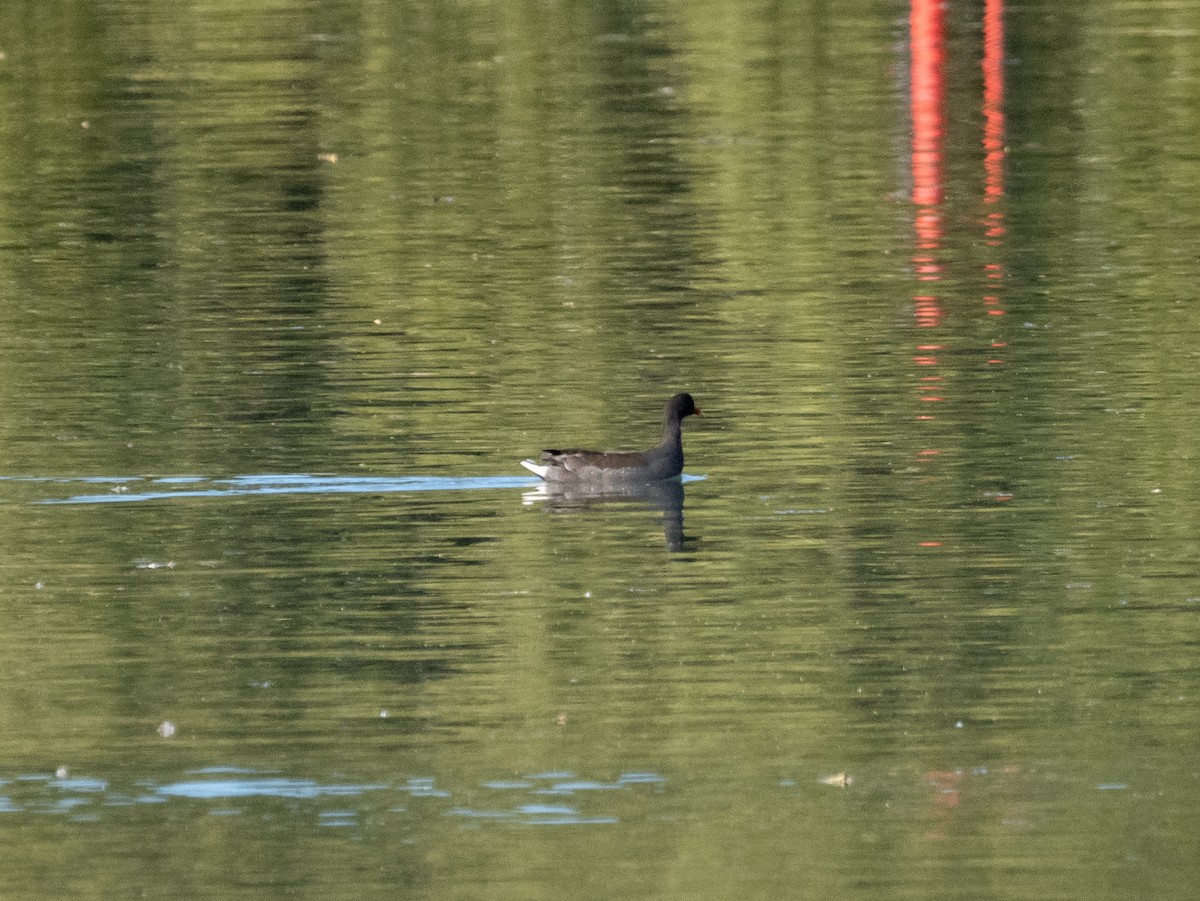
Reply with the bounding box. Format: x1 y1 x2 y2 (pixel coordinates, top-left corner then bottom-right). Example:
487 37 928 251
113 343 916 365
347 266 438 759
520 393 700 485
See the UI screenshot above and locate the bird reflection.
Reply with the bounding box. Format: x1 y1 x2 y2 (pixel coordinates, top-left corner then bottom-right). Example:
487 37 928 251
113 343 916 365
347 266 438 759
523 477 690 551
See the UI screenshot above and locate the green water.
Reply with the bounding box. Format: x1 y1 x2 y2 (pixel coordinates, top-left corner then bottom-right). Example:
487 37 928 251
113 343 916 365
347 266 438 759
2 0 1200 898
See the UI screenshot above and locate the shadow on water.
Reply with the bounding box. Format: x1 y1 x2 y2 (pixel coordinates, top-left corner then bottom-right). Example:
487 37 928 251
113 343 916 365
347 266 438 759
522 477 701 551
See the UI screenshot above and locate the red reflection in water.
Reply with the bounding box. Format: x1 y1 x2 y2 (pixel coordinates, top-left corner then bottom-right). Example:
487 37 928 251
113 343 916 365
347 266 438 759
983 0 1006 212
923 767 1025 841
909 0 1007 543
910 0 946 549
909 0 1008 390
982 0 1007 325
911 0 945 344
910 0 944 211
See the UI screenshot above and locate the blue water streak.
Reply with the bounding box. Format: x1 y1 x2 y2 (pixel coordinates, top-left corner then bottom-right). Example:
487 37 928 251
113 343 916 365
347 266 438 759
31 474 540 505
13 472 704 505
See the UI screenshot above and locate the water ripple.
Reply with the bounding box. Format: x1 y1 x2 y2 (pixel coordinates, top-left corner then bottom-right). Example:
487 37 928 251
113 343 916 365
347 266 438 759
3 474 539 505
0 767 665 828
4 473 704 505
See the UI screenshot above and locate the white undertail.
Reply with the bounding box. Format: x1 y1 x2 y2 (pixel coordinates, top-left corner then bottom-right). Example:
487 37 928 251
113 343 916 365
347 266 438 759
520 458 550 479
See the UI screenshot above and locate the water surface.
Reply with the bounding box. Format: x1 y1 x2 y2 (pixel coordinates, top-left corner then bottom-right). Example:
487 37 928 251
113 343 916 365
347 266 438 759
2 0 1200 898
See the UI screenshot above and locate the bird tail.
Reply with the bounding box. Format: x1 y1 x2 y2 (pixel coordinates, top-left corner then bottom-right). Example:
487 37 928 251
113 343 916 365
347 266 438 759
520 459 549 479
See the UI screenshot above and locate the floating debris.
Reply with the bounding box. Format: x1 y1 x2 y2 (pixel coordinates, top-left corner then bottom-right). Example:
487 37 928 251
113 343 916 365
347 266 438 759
157 721 177 738
820 772 854 788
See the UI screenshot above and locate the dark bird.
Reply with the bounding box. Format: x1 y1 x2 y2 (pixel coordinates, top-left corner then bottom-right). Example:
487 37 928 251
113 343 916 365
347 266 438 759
520 393 700 485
